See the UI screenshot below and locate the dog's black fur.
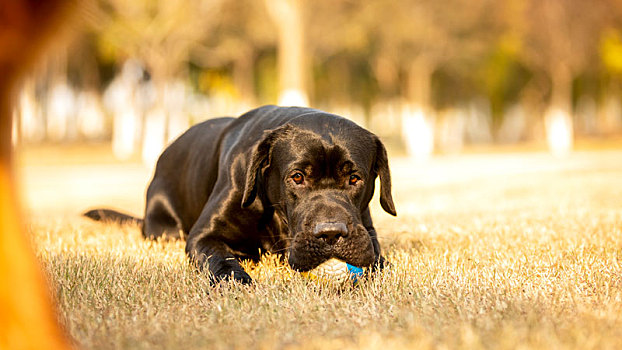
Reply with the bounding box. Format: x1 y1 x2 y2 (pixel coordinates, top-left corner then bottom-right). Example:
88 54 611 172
85 105 396 283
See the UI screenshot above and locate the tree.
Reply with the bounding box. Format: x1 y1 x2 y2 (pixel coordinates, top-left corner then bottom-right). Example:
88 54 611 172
85 0 223 163
192 0 276 107
355 0 500 158
518 0 610 155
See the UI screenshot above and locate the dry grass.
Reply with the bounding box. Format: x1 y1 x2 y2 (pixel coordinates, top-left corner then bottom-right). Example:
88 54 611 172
20 147 622 349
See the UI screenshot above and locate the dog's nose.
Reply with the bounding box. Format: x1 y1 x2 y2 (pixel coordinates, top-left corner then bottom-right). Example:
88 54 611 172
314 222 348 245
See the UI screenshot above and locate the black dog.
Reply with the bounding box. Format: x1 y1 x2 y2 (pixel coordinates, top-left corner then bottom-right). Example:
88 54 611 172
85 105 396 283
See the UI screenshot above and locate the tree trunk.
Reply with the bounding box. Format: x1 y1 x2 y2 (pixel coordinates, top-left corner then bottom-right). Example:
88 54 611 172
233 51 256 109
406 56 434 107
109 60 145 160
142 80 167 168
165 80 189 143
402 56 435 160
598 81 622 135
544 64 573 156
264 0 308 106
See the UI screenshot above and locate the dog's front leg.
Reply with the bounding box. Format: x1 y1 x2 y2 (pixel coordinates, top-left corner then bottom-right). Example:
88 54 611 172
185 236 252 284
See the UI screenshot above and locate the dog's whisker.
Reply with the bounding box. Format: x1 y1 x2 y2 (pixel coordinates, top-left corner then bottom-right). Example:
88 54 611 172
267 246 290 254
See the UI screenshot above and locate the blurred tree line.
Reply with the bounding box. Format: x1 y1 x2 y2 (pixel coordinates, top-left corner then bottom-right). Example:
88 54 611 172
13 0 622 162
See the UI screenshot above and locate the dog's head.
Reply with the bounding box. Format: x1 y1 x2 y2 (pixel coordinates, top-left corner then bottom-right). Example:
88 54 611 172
241 114 395 271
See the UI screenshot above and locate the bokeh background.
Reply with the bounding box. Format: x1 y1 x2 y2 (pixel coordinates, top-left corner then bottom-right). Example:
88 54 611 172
7 2 622 348
12 0 622 167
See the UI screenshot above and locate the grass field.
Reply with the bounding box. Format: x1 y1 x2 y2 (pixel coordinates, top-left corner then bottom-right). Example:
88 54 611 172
18 146 622 349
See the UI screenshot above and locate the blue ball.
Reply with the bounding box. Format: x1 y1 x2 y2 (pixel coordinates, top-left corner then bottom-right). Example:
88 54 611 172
346 263 365 282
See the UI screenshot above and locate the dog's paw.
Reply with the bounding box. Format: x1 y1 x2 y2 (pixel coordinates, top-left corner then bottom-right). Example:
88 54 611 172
210 268 253 285
230 269 253 284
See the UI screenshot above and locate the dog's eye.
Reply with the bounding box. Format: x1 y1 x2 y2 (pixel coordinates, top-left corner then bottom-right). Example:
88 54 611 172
292 172 305 185
349 175 360 186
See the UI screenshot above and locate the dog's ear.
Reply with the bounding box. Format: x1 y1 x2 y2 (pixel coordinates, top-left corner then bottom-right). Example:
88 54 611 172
241 133 272 208
374 136 396 216
242 125 292 208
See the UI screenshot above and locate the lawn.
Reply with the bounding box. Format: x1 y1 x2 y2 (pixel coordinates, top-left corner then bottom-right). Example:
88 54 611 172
19 146 622 349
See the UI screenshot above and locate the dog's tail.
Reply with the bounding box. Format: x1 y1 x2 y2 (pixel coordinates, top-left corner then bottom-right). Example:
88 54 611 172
83 208 143 226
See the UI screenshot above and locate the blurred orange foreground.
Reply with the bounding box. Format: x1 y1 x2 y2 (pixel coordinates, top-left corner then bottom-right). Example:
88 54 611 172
0 1 73 349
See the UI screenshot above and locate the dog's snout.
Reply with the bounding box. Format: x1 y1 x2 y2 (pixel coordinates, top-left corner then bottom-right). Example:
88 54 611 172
313 222 348 245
